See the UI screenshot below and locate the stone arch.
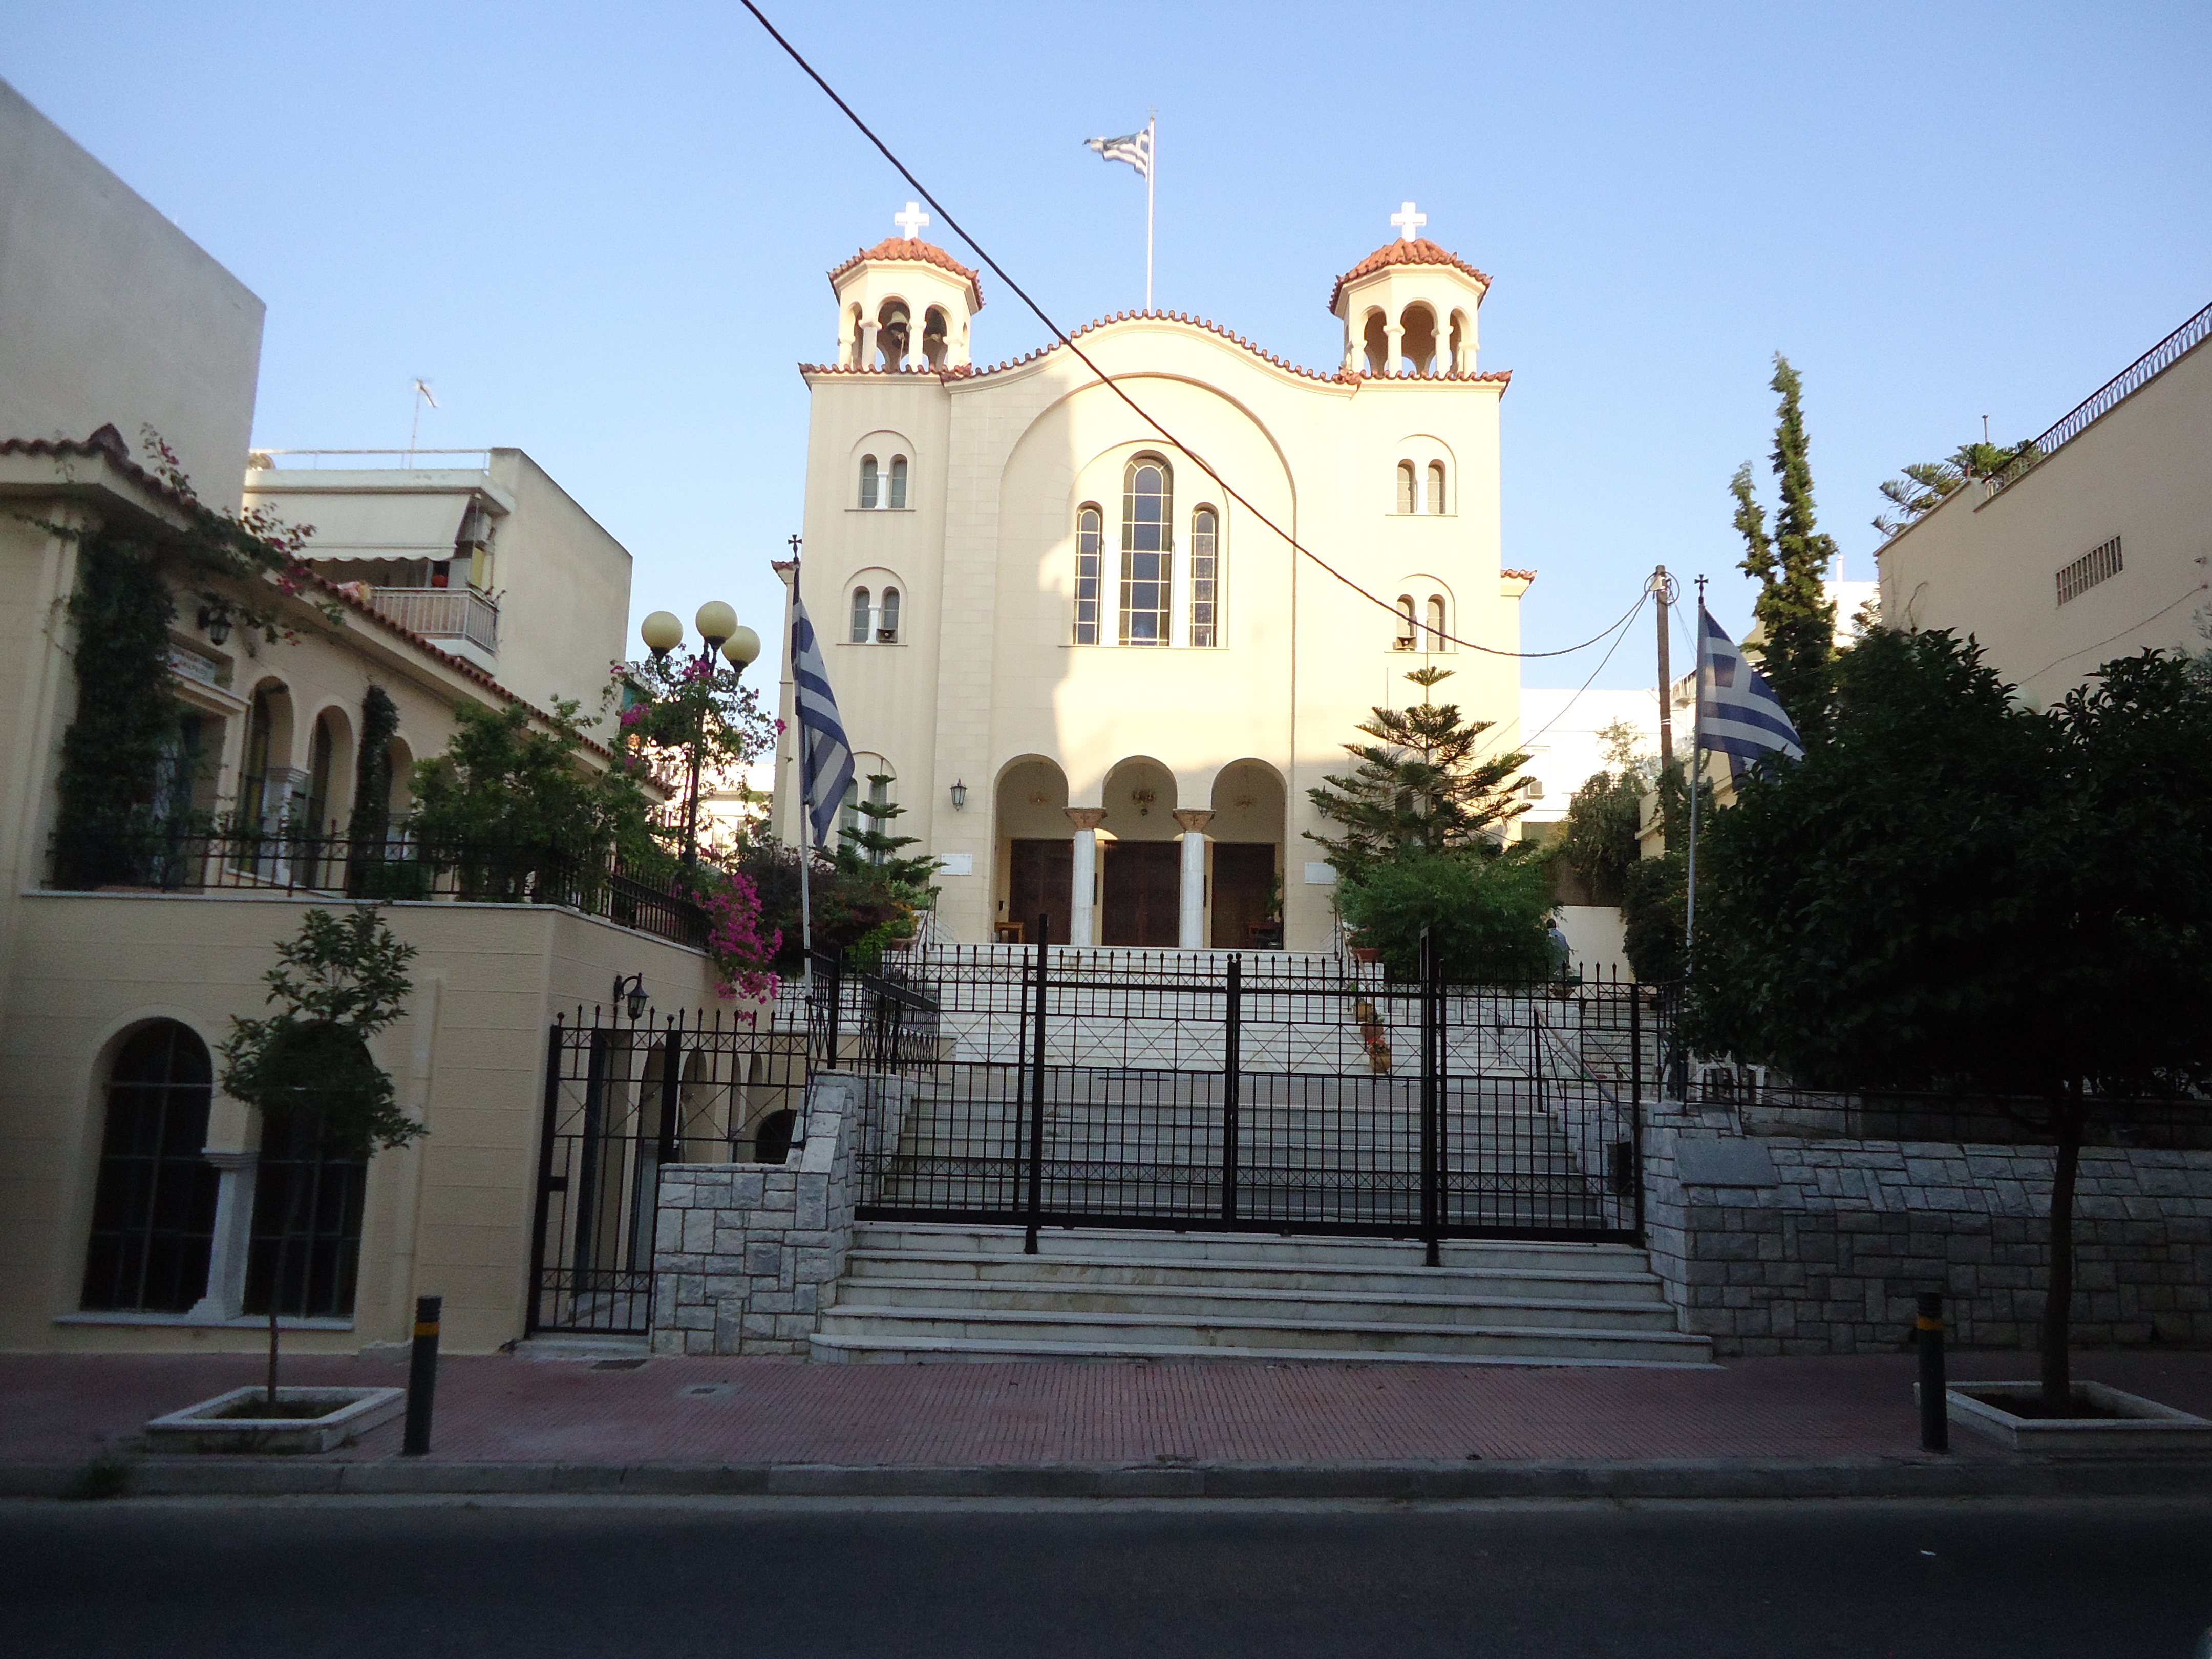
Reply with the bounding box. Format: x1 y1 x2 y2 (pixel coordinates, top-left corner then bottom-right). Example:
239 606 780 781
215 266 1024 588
303 701 355 835
994 755 1072 944
1398 303 1439 374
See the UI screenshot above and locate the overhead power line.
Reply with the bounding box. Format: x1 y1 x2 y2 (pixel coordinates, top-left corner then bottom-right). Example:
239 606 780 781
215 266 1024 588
737 1 1642 662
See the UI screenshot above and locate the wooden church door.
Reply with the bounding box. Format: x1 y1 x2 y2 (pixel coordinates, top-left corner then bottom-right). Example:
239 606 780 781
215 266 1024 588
1101 841 1179 947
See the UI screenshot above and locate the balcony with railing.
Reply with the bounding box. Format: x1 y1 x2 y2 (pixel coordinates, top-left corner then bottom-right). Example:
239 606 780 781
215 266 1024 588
368 584 500 655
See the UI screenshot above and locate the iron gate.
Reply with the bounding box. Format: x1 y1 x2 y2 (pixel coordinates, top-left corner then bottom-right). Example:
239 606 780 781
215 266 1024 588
846 942 1660 1250
528 1006 807 1336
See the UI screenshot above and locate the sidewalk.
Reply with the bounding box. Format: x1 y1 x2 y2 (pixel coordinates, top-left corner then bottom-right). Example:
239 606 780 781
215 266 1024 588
6 1348 2210 1500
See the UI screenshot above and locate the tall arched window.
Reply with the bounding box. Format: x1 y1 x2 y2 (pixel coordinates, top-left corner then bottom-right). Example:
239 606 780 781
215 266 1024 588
1074 505 1103 644
889 455 908 509
1119 457 1173 646
859 455 880 509
1395 595 1418 649
879 587 901 642
1426 595 1449 650
1427 461 1447 515
244 1028 372 1321
849 586 872 644
1189 507 1219 648
80 1021 220 1313
1396 462 1416 515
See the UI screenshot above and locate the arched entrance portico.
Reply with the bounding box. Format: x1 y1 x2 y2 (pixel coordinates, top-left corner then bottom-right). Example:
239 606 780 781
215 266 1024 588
1208 760 1287 948
994 757 1071 944
1097 758 1180 947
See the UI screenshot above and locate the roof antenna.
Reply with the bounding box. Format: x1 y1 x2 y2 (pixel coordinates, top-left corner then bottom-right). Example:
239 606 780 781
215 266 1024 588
408 379 439 467
1982 413 1991 444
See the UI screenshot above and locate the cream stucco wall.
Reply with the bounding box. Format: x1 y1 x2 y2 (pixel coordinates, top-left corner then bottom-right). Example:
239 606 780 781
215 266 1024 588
0 894 722 1354
1877 333 2212 707
777 244 1524 952
0 78 263 512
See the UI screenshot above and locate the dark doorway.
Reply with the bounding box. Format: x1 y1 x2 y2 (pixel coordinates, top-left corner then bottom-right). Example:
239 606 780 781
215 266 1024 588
1102 840 1180 946
1007 838 1074 945
1210 843 1278 948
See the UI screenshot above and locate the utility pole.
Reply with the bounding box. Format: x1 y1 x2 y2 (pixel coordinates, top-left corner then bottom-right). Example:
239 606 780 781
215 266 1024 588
1652 566 1676 774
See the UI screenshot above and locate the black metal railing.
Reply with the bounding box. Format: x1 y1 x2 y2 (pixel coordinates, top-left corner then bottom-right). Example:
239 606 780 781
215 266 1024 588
527 1003 811 1337
1991 298 2212 498
840 938 1657 1247
805 947 941 1075
49 824 710 949
1684 1070 2212 1151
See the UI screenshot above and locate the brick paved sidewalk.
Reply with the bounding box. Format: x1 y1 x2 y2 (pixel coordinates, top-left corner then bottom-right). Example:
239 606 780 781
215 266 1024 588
7 1348 2211 1473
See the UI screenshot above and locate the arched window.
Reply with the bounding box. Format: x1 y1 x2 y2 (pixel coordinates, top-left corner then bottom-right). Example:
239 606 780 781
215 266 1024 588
751 1109 797 1164
1395 595 1418 650
1073 505 1103 644
1396 462 1416 515
879 587 901 642
1400 305 1438 374
241 688 279 832
889 455 908 510
1427 595 1449 650
1190 507 1219 648
859 455 879 510
1363 311 1389 376
876 301 909 370
80 1021 220 1313
1427 461 1447 516
1119 457 1173 645
244 1029 371 1321
922 307 949 370
849 586 872 644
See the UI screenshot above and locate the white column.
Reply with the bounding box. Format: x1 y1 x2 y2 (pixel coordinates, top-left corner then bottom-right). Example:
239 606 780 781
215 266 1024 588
860 320 880 369
1066 809 1105 947
1172 810 1214 950
188 1148 260 1320
1385 322 1405 376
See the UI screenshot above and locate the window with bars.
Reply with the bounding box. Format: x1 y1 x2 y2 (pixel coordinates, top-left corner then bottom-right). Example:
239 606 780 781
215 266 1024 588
2056 536 2123 606
243 1099 368 1321
1074 505 1103 644
1190 506 1219 647
1119 458 1173 646
79 1022 220 1313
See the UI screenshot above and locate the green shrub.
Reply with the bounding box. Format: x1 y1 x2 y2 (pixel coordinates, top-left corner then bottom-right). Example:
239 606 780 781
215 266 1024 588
1339 851 1554 983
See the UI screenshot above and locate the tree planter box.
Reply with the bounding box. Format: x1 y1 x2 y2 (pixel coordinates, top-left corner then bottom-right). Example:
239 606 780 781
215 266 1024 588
1943 1381 2212 1454
144 1386 406 1454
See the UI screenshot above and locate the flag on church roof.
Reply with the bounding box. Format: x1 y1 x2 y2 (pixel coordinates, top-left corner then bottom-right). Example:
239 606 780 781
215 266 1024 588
790 594 856 849
1084 122 1153 180
1696 606 1804 770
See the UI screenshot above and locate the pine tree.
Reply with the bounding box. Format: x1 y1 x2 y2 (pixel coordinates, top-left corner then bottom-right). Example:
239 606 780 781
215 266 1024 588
836 773 937 895
1731 355 1838 733
1305 666 1529 880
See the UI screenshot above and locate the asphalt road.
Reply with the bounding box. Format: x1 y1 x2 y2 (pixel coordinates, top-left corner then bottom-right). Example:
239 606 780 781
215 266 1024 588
7 1496 2209 1657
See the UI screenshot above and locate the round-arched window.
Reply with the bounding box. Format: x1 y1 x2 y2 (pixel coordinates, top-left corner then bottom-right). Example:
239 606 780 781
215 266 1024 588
80 1021 219 1314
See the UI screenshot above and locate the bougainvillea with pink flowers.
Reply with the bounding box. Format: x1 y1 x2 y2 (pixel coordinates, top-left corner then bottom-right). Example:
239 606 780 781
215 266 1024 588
701 869 782 1003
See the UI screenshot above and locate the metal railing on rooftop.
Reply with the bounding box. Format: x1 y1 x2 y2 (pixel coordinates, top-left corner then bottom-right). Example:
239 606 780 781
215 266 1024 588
249 448 494 472
369 585 499 653
1990 299 2212 498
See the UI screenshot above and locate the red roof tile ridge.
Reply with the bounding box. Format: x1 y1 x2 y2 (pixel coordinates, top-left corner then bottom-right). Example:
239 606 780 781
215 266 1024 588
1501 567 1538 581
1328 238 1494 312
825 238 985 306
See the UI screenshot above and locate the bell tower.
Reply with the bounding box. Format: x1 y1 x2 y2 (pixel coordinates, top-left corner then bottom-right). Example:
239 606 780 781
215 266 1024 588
828 202 985 372
1330 203 1492 377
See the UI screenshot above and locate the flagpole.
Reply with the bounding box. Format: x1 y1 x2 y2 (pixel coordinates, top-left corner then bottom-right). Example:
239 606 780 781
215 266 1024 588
793 544 815 993
1144 114 1156 311
1685 578 1706 978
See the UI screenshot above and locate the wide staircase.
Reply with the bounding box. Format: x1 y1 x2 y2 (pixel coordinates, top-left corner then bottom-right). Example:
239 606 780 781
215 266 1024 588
812 1222 1711 1367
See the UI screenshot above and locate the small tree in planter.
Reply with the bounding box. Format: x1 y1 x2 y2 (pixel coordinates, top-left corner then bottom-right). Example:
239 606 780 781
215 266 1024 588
221 906 421 1406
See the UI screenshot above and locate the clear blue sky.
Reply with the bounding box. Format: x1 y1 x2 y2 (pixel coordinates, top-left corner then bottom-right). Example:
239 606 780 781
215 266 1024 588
8 2 2208 689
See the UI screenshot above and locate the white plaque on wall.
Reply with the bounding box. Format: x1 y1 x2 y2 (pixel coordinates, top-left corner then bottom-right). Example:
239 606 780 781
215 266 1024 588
935 853 975 876
1303 861 1336 885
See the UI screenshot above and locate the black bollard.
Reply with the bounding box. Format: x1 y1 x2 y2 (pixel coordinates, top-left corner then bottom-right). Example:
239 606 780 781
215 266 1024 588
1917 1292 1948 1454
401 1294 442 1456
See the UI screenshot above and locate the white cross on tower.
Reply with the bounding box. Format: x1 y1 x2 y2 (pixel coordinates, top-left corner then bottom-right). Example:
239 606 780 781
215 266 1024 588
894 201 929 240
1390 201 1428 243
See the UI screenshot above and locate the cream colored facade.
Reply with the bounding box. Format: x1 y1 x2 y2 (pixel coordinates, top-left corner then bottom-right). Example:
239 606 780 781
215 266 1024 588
775 220 1530 952
1878 307 2212 707
0 85 732 1354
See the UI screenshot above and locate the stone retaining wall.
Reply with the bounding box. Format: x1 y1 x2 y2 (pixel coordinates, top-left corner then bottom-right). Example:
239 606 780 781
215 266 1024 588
1643 1105 2212 1356
650 1073 914 1356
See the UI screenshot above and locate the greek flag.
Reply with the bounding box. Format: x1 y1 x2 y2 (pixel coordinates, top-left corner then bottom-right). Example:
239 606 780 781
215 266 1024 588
791 594 855 849
1084 123 1152 179
1697 606 1804 770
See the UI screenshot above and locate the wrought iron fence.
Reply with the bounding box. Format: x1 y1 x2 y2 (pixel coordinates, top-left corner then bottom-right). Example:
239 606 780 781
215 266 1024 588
1991 299 2212 497
839 941 1658 1250
528 1004 810 1336
1685 1069 2212 1151
51 824 710 949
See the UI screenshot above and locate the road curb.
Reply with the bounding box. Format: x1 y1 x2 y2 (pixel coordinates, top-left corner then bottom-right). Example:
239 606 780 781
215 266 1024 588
9 1455 2212 1503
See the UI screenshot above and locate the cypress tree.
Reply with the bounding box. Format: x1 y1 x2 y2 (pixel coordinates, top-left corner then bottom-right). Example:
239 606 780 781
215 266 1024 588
1732 355 1837 732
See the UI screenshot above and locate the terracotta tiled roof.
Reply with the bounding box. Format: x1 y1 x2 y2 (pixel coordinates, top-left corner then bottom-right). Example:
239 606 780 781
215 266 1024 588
0 423 202 515
1502 567 1537 581
799 310 1513 391
827 238 984 308
1329 239 1493 313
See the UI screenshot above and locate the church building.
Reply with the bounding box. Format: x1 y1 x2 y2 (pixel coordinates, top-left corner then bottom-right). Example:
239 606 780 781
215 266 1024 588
773 205 1531 953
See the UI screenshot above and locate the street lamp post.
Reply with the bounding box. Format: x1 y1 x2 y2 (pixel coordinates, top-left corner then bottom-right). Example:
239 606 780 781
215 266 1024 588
639 602 761 873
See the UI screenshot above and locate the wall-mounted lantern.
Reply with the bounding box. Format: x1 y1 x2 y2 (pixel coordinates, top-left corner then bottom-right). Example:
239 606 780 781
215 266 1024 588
949 779 968 812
